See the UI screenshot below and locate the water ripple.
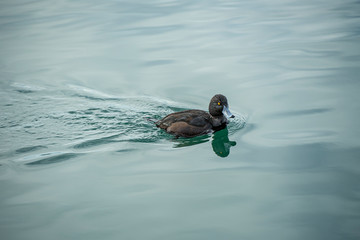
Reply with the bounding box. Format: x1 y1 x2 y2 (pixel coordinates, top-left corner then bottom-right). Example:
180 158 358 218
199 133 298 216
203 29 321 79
268 108 333 118
15 145 47 154
25 153 82 166
265 130 336 141
1 85 246 160
72 134 124 149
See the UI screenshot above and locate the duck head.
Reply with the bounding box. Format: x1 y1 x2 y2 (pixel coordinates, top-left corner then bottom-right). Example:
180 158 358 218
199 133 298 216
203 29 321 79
208 94 235 119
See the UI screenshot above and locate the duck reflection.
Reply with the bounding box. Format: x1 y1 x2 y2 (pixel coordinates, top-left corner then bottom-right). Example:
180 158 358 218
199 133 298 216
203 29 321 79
211 128 236 157
172 134 211 148
172 127 236 157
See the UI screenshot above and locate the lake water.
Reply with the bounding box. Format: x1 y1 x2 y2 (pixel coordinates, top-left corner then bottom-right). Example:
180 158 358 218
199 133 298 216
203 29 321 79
1 0 360 239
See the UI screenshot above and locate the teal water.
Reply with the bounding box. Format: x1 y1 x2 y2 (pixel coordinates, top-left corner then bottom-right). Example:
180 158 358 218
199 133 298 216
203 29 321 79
1 0 360 239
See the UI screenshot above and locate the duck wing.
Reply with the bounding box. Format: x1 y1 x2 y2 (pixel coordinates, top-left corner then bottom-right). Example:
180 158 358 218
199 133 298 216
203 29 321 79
156 110 211 129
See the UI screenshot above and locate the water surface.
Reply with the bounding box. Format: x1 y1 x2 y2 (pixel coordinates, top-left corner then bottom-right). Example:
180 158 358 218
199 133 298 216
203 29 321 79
1 0 360 239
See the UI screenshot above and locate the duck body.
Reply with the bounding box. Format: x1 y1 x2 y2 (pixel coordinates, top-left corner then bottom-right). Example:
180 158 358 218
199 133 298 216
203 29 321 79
155 94 234 138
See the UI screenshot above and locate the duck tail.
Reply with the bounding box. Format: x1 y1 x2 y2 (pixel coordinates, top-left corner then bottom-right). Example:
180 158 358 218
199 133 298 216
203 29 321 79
144 117 158 125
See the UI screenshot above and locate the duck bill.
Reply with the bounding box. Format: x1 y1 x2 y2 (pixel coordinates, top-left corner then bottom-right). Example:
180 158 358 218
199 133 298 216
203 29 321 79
222 106 235 119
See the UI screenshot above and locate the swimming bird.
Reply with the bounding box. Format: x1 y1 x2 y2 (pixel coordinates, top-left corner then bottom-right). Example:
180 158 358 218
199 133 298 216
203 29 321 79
155 94 234 138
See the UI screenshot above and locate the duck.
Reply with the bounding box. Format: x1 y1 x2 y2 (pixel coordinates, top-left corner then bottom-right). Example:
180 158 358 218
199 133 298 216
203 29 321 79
155 94 234 138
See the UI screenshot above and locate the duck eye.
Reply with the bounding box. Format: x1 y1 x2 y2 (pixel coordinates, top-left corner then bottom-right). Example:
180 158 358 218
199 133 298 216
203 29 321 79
217 102 221 106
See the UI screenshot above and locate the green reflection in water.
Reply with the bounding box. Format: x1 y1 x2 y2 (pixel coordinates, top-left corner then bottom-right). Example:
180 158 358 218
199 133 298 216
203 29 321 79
211 128 237 158
172 127 236 157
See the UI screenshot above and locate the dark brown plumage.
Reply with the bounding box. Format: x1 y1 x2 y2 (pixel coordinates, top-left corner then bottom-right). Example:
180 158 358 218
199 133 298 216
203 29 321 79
156 94 234 138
